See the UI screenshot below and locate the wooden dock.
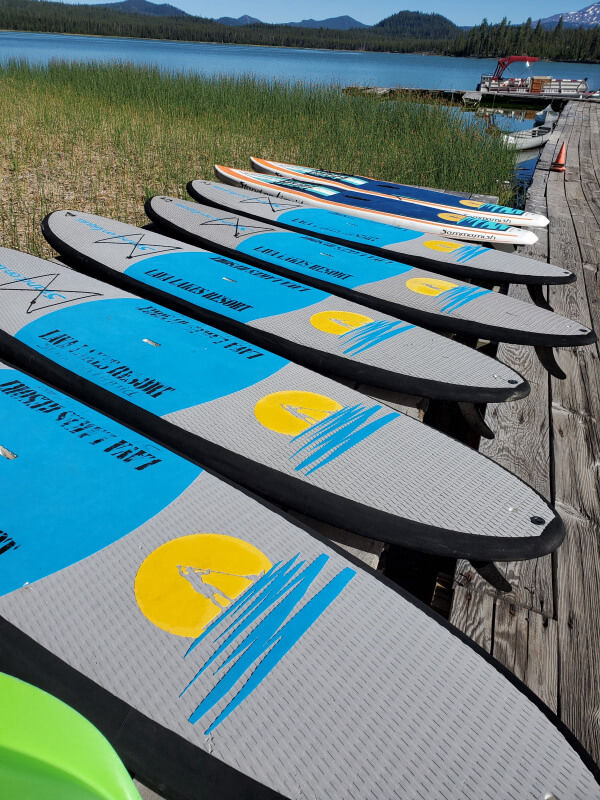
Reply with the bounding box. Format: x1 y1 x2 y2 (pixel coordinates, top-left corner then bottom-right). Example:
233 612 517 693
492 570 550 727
344 85 599 109
450 100 600 765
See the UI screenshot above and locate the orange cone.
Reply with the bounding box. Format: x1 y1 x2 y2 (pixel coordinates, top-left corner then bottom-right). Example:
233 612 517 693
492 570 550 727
551 142 567 172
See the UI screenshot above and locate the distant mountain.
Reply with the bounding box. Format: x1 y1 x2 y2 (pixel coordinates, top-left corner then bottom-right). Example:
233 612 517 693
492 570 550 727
284 16 368 30
96 0 189 16
374 10 459 38
215 14 261 25
214 14 367 29
540 1 600 27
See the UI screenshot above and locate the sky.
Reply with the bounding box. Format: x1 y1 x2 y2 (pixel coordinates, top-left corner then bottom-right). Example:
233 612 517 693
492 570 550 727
67 1 583 28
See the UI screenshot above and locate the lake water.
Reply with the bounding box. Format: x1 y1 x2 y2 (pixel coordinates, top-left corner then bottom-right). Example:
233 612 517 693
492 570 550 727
1 30 600 91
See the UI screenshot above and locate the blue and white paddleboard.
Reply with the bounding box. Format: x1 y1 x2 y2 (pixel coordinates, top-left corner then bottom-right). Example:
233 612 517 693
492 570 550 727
188 179 574 286
41 209 528 403
144 195 595 351
0 248 562 561
215 165 538 246
251 157 550 228
1 362 598 800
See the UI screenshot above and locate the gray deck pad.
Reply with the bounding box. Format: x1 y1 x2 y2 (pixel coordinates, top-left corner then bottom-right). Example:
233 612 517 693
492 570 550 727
215 165 539 246
0 247 562 561
250 157 550 228
1 362 598 800
146 194 594 349
188 179 574 286
41 210 528 404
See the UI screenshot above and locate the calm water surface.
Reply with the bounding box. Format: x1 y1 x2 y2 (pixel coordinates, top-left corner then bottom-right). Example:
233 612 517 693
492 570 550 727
1 31 600 90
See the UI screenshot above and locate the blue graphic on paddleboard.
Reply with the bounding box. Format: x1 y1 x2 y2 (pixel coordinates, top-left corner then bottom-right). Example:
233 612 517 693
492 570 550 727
276 207 422 246
182 553 355 734
436 286 492 314
289 403 400 475
236 232 414 289
339 320 415 355
275 211 493 265
124 251 327 324
0 369 200 596
451 244 491 264
15 298 286 415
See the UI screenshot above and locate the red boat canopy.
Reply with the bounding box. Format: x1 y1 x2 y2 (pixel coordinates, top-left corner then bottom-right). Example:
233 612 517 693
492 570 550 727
492 56 539 81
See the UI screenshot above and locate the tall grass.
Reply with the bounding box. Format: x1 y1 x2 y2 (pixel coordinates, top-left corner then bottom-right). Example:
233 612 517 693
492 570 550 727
0 60 516 258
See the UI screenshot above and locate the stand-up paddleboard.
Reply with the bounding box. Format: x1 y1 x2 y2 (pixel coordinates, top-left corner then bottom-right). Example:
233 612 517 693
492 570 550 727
40 210 529 405
0 673 142 800
0 365 598 800
0 249 562 560
144 195 595 370
250 157 550 228
189 179 574 287
215 165 539 246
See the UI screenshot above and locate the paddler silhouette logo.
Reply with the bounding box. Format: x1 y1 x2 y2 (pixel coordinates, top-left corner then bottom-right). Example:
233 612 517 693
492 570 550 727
254 389 400 474
309 310 414 356
135 533 271 637
422 239 489 264
134 532 356 734
405 276 491 314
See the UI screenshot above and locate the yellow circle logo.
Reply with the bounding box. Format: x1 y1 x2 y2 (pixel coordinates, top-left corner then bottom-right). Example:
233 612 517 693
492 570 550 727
254 390 342 436
134 534 272 637
459 199 484 209
310 310 373 335
437 212 465 222
422 240 462 254
405 276 457 297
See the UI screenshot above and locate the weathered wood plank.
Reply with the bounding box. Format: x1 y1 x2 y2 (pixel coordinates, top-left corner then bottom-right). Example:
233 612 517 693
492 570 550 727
492 600 558 712
449 585 493 652
583 263 600 358
556 511 600 760
286 510 385 570
356 383 428 421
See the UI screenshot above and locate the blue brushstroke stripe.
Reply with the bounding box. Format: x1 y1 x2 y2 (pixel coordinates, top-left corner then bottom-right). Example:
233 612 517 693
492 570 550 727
481 203 524 215
289 403 399 475
183 552 356 733
461 216 510 231
436 285 491 314
181 557 309 695
185 559 293 658
454 244 489 264
339 320 415 356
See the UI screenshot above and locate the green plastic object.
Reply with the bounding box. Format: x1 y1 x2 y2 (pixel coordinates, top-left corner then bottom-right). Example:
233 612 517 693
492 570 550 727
0 673 142 800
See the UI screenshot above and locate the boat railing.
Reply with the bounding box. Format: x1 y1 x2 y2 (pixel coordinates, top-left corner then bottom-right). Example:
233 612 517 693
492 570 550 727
481 74 588 95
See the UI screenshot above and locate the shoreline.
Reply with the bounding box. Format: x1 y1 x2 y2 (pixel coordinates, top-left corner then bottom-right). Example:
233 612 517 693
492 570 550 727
1 28 599 65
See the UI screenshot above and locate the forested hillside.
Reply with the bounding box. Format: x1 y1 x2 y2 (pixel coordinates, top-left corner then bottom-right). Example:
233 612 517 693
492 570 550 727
453 17 600 62
0 0 458 51
0 0 598 62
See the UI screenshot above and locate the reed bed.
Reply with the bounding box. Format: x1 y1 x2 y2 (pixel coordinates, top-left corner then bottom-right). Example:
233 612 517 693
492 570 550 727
0 60 516 258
